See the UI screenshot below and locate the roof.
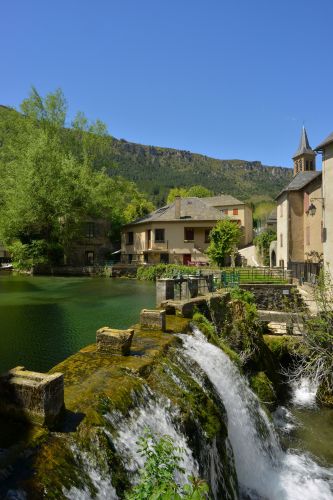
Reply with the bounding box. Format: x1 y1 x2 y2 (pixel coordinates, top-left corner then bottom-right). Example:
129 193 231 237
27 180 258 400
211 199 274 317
292 127 315 158
203 194 244 206
126 197 227 226
315 132 333 151
275 171 322 199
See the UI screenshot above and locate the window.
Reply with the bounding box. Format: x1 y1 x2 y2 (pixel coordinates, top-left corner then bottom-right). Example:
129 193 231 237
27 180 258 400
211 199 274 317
85 222 95 238
184 227 194 241
204 229 211 243
306 161 309 170
280 233 283 247
126 232 134 245
306 226 310 246
233 208 238 215
155 228 165 242
223 209 228 215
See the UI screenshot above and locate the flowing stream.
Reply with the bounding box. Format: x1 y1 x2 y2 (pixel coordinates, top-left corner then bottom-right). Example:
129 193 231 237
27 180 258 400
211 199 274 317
181 327 333 500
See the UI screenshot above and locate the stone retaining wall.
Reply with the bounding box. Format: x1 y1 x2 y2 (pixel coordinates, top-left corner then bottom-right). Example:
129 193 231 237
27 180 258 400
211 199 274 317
240 283 305 311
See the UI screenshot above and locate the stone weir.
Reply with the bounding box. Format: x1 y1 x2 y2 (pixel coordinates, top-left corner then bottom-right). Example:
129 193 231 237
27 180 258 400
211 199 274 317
0 305 238 500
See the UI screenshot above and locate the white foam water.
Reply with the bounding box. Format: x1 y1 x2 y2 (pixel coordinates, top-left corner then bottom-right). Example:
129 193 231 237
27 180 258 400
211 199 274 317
110 398 198 483
291 377 319 408
181 327 333 500
63 447 118 500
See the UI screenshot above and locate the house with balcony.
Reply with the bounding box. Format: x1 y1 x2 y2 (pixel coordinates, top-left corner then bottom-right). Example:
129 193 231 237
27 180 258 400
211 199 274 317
121 195 253 265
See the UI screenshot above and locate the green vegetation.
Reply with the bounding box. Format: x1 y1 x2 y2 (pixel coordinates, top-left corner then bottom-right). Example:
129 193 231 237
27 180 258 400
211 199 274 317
290 270 333 406
250 372 276 406
167 185 212 203
254 229 277 266
253 201 276 229
137 264 199 281
0 89 154 269
126 430 208 499
110 142 292 206
0 98 292 210
206 220 242 267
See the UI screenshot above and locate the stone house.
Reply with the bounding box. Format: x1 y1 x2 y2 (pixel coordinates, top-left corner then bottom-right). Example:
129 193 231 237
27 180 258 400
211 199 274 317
121 195 253 265
275 127 323 270
65 218 114 266
315 131 333 275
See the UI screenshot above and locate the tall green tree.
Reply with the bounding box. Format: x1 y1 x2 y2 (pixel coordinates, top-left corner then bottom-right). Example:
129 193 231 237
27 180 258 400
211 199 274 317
0 87 154 267
206 219 242 267
20 86 67 127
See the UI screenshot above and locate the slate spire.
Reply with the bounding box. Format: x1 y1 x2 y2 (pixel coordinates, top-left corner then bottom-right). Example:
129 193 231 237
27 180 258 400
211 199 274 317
292 126 316 176
293 126 314 158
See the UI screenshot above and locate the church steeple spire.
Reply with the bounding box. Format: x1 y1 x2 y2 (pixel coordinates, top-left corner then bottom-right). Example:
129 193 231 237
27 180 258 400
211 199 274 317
292 126 316 176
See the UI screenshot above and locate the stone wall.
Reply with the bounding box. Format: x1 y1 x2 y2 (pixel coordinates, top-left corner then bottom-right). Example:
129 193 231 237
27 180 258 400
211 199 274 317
240 283 305 311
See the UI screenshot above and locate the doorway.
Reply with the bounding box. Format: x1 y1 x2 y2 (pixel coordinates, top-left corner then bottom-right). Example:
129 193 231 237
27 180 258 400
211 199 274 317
183 254 191 265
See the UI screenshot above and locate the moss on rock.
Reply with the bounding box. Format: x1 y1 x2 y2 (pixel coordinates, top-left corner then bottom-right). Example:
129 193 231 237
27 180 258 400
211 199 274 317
250 372 276 407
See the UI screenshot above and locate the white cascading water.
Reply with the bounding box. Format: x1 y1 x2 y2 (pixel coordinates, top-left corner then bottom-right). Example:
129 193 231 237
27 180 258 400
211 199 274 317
64 446 118 500
181 327 333 500
109 397 199 483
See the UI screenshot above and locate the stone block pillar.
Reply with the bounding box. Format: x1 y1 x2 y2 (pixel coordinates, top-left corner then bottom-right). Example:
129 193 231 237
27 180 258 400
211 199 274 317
140 309 166 331
0 366 64 427
188 278 199 298
156 278 175 307
96 327 134 355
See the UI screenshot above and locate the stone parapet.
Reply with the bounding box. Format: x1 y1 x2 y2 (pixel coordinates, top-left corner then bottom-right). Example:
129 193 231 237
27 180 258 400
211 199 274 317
0 366 64 427
96 327 134 355
140 309 166 331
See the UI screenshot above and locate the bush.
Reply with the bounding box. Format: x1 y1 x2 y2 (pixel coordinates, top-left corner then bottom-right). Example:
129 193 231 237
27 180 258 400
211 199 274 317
126 429 209 499
137 264 199 281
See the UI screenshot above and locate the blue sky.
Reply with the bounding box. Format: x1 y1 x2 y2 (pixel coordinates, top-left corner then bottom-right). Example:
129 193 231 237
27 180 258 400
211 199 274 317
1 0 333 168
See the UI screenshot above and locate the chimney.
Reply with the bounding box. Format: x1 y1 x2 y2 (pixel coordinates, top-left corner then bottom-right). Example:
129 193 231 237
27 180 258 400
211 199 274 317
175 196 181 219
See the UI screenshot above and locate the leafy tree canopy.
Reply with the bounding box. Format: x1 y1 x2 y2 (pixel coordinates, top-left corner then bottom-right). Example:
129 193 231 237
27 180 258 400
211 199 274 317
206 219 242 268
167 185 212 203
0 87 154 267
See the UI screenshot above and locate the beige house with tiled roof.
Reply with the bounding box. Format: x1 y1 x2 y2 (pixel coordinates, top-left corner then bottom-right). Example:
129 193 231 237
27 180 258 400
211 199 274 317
121 195 253 265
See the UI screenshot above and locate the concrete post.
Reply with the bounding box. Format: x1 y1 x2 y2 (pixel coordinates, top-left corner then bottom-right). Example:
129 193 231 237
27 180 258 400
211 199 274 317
156 278 175 307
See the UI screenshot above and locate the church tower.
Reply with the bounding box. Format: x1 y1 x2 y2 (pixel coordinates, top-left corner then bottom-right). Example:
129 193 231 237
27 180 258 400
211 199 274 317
292 126 316 176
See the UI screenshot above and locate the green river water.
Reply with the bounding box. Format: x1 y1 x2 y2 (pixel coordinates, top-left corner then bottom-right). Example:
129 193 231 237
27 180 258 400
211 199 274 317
0 274 155 373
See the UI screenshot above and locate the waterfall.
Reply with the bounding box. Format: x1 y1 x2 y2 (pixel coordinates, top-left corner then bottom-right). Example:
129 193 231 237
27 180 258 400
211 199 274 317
64 446 118 500
181 327 333 500
109 396 199 483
